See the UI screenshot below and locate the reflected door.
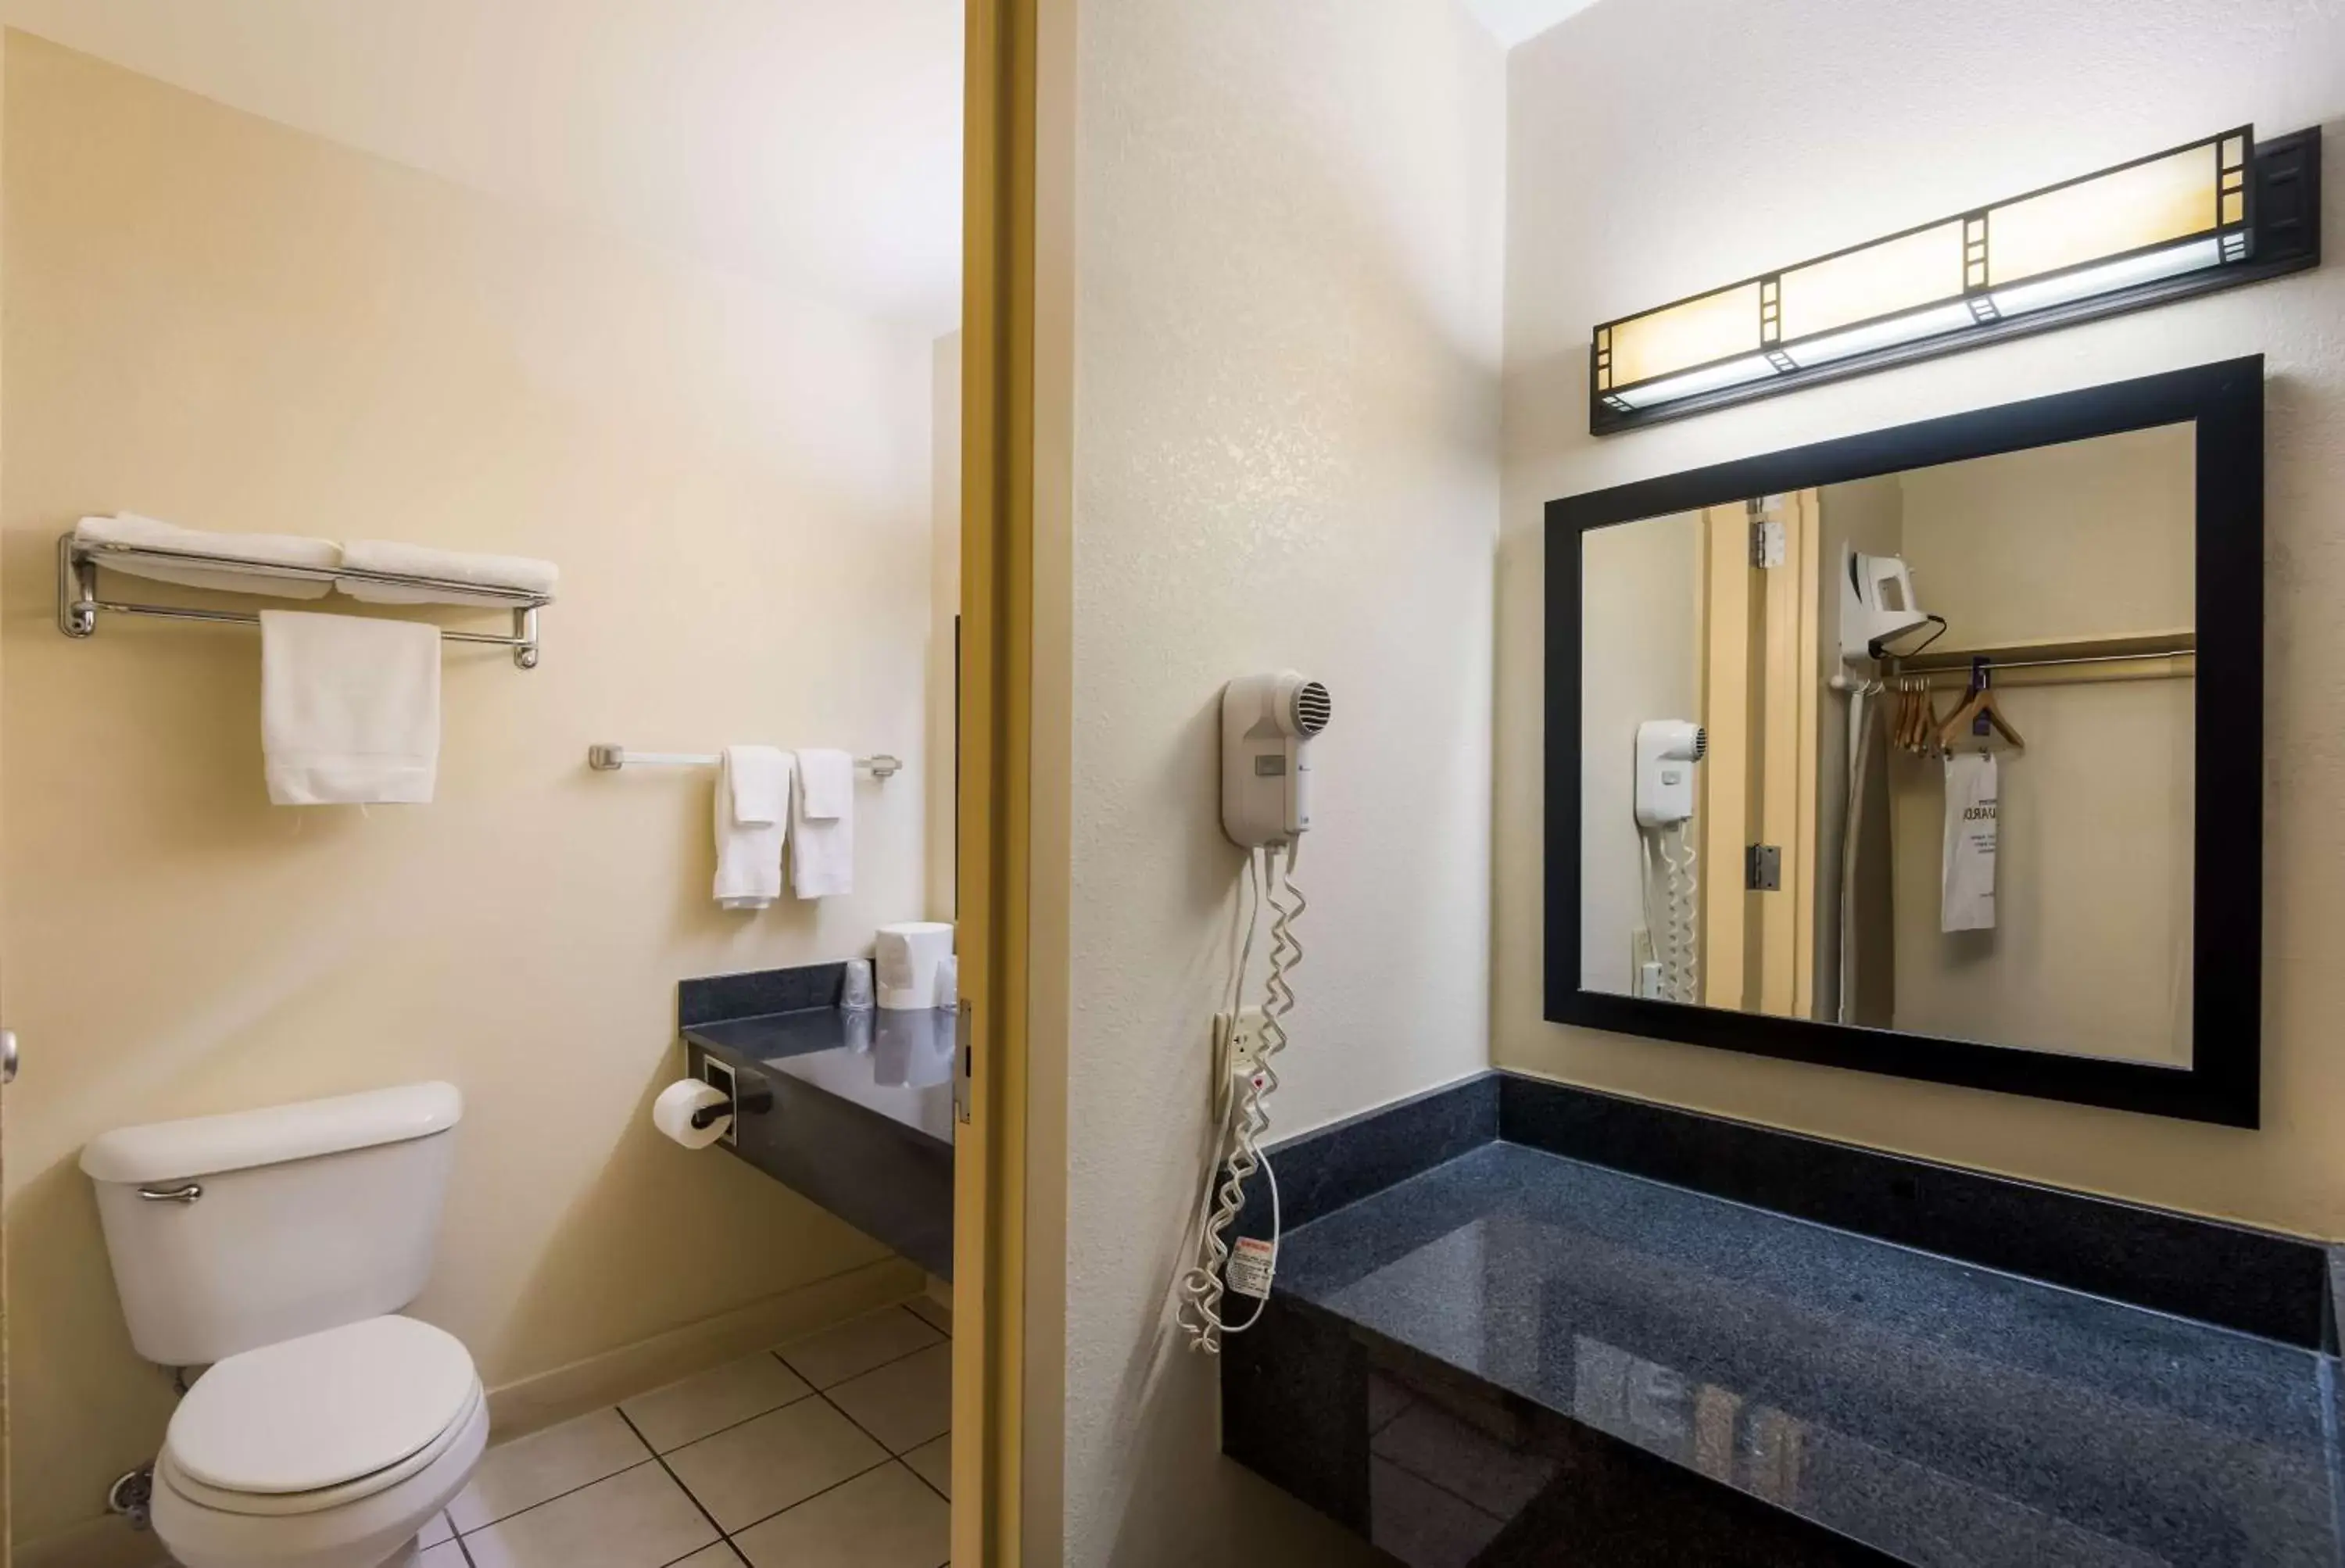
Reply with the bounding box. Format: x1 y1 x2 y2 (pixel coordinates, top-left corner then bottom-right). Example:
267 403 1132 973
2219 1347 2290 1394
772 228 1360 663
1696 493 1821 1019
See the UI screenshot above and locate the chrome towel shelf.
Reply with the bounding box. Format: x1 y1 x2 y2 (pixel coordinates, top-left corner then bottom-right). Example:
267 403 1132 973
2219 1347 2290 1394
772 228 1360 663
587 746 903 780
58 535 550 669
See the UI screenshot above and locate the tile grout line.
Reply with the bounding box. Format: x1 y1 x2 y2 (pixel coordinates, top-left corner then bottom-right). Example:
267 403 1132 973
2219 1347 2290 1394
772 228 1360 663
714 1452 903 1544
804 1355 950 1462
452 1444 657 1539
628 1384 828 1463
905 1459 950 1507
732 1305 957 1536
882 1312 952 1505
768 1306 947 1391
453 1308 951 1556
614 1405 738 1565
453 1309 926 1541
807 1305 951 1507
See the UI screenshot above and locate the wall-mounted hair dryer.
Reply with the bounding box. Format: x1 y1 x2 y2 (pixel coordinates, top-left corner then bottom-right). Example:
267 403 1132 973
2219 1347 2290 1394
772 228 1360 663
1838 549 1933 664
1634 719 1706 828
1221 671 1332 849
1634 719 1703 1004
1183 670 1332 1356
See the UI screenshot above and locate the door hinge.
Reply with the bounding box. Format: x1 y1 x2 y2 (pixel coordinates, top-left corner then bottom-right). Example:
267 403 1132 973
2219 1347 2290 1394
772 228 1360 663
1749 517 1786 568
1745 843 1782 891
954 1000 974 1125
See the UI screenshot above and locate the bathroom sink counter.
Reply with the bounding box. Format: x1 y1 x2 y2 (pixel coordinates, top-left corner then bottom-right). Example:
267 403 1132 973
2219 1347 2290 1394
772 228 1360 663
683 1006 956 1150
1225 1135 2336 1566
679 965 953 1278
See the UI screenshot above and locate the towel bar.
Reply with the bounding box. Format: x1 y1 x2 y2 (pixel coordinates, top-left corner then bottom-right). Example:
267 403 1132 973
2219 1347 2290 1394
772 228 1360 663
587 746 903 781
58 534 547 668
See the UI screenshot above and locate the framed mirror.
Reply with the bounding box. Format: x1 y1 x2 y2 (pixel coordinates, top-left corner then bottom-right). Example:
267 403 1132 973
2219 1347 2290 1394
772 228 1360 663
1545 357 2262 1126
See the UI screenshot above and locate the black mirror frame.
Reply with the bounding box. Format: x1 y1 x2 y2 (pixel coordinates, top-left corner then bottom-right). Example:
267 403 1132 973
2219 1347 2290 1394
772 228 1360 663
1545 356 2264 1127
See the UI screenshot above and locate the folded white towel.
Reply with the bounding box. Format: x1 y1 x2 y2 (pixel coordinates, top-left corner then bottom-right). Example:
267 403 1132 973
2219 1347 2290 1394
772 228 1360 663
790 749 854 898
797 747 853 820
338 540 559 607
726 745 789 827
715 748 791 910
77 514 341 600
260 611 440 805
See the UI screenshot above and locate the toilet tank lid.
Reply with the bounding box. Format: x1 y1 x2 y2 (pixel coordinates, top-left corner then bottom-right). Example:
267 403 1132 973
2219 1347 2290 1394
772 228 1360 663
81 1083 462 1185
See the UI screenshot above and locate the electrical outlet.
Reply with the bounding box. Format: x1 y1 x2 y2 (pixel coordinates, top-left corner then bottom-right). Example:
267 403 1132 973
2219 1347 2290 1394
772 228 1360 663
1211 1008 1269 1119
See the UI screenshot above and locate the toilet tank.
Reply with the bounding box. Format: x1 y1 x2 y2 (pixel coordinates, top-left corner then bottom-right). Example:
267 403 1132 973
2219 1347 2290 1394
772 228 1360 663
81 1083 461 1367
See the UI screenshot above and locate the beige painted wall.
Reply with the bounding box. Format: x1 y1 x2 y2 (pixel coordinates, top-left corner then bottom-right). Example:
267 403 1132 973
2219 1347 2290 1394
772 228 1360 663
1498 0 2345 1236
1577 511 1702 995
1061 0 1505 1560
1886 427 2197 1062
1 36 936 1545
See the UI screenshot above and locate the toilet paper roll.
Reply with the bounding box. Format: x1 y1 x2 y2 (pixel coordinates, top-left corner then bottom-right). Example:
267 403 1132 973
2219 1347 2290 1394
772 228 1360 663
876 921 954 1011
653 1079 732 1150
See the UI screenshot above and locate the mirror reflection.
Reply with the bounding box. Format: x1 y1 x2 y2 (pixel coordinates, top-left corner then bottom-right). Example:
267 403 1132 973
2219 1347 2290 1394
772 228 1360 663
1580 422 2196 1065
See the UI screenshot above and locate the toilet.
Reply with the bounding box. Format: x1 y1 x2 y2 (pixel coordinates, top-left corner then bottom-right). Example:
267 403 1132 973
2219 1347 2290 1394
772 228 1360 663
81 1083 485 1568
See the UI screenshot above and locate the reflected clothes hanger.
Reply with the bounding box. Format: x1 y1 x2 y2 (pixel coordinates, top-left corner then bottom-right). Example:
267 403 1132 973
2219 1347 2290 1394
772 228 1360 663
1935 656 2025 753
1887 676 1942 756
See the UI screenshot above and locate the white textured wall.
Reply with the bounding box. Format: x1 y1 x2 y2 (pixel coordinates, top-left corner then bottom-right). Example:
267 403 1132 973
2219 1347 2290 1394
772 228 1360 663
1497 0 2345 1233
1063 0 1505 1559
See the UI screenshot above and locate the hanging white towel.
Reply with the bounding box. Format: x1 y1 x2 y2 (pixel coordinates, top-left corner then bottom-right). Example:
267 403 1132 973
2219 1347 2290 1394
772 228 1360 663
338 541 559 607
714 747 790 910
797 748 853 821
77 514 341 599
790 750 855 898
1941 751 1998 933
726 746 790 827
260 611 440 805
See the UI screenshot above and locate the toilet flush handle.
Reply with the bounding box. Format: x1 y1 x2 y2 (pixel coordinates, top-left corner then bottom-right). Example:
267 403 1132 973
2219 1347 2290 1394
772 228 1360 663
137 1183 202 1204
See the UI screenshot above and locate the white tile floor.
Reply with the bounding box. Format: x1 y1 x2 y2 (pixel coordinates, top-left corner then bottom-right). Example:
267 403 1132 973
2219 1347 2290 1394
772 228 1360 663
417 1299 952 1568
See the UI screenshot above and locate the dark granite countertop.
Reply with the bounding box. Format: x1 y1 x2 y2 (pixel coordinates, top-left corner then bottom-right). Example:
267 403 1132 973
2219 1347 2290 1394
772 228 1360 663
1259 1141 2335 1566
683 1007 955 1150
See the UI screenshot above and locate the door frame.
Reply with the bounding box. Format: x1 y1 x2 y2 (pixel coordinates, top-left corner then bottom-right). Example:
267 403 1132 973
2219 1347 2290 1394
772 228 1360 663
954 0 1065 1559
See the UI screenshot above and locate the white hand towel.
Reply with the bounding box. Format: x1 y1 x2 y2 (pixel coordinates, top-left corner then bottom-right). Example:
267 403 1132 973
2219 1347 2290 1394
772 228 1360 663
338 540 559 607
1941 751 1998 933
797 748 853 820
790 749 854 897
715 748 791 910
726 746 789 827
77 514 341 600
260 611 440 805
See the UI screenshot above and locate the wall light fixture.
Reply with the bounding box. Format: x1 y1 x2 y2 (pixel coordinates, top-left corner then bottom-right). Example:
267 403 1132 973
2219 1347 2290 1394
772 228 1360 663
1590 126 2321 434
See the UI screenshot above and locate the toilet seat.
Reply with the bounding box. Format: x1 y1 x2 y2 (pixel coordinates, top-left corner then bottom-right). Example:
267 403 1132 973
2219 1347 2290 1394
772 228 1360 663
152 1379 489 1568
162 1380 483 1517
166 1316 479 1509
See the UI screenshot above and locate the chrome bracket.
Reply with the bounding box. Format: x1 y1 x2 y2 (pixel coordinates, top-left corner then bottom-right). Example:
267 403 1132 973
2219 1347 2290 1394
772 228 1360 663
59 534 98 639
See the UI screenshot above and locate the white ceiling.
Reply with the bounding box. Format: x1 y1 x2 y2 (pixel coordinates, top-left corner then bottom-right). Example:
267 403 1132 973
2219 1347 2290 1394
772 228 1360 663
0 0 965 331
1458 0 1606 48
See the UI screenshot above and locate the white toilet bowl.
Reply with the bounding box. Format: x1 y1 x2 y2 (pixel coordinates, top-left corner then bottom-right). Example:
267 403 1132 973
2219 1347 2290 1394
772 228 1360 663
150 1316 487 1568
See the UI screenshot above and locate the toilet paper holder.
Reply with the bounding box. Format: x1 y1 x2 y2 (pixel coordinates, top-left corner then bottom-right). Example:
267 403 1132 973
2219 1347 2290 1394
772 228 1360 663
695 1060 773 1135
